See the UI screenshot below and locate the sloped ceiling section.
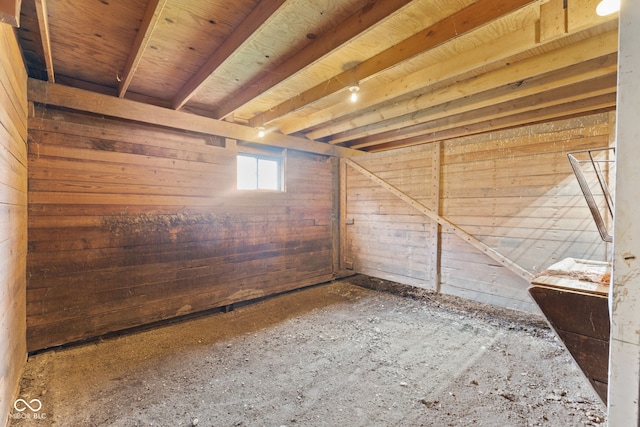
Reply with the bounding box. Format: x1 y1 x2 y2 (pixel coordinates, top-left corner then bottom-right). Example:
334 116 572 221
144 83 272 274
18 0 618 152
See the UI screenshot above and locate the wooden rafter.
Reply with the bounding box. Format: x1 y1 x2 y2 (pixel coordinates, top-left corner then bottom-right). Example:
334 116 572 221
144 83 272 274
28 79 363 158
0 0 20 26
171 0 288 110
214 0 415 120
305 29 618 140
344 158 534 281
249 0 538 130
118 0 168 98
34 0 54 83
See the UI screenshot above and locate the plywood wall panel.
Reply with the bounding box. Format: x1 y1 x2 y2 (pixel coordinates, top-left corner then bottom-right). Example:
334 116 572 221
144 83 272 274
26 107 334 351
0 22 27 425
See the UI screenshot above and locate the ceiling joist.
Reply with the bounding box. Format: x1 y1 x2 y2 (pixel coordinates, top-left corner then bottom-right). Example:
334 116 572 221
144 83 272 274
15 0 620 153
350 73 617 150
310 28 618 142
250 0 538 130
171 0 289 110
215 0 415 121
118 0 168 98
34 0 54 83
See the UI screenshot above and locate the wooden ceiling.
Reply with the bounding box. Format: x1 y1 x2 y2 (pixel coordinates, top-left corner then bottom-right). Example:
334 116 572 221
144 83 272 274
17 0 618 153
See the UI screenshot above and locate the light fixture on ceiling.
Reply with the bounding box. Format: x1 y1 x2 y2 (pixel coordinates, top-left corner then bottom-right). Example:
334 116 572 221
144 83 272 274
596 0 620 16
257 126 265 138
348 83 360 103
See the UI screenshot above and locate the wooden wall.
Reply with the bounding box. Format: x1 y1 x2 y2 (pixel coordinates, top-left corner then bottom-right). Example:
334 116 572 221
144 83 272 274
27 107 334 351
0 22 27 424
345 113 612 312
344 143 440 289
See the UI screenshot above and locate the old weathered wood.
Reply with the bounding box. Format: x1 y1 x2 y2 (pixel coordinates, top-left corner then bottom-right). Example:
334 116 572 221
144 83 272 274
26 107 337 351
345 158 534 282
27 79 363 158
529 284 609 403
0 21 27 425
35 0 55 82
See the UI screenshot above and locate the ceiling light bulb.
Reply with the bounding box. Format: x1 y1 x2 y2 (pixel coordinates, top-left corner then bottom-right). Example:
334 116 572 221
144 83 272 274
349 83 360 103
257 127 265 138
596 0 620 16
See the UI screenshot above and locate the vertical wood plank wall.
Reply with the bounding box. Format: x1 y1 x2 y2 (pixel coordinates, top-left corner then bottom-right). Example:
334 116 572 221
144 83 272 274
0 23 27 424
344 144 440 288
26 107 334 351
345 113 611 312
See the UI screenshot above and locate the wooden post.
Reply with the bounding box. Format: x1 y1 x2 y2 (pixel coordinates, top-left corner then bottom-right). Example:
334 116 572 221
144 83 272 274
608 1 640 423
429 142 442 291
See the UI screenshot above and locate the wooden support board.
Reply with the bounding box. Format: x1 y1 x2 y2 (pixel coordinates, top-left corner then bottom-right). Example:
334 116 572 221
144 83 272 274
27 78 363 159
344 158 533 282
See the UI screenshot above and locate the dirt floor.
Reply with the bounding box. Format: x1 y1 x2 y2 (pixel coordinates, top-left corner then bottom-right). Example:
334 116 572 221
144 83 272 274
9 276 606 426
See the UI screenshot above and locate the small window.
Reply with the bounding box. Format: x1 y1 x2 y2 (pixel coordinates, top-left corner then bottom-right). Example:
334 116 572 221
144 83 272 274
237 153 284 191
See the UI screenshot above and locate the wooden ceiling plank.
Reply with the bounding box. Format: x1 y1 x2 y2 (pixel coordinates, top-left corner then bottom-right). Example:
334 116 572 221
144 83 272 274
350 73 617 149
367 94 617 152
250 0 538 130
171 0 289 111
34 0 55 83
0 0 20 26
118 0 168 98
306 29 618 140
28 79 362 158
215 0 415 120
330 53 618 145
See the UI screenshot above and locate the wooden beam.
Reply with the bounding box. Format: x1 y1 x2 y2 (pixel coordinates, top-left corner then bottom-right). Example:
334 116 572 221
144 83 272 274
35 0 55 83
249 0 538 129
27 79 363 158
0 0 20 26
306 21 540 141
347 63 618 149
118 0 168 98
331 54 617 146
171 0 288 110
368 94 616 152
428 141 441 291
344 158 534 282
307 28 618 140
216 0 415 120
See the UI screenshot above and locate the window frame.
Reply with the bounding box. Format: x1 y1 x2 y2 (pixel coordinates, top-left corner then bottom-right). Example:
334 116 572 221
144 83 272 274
236 148 286 192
